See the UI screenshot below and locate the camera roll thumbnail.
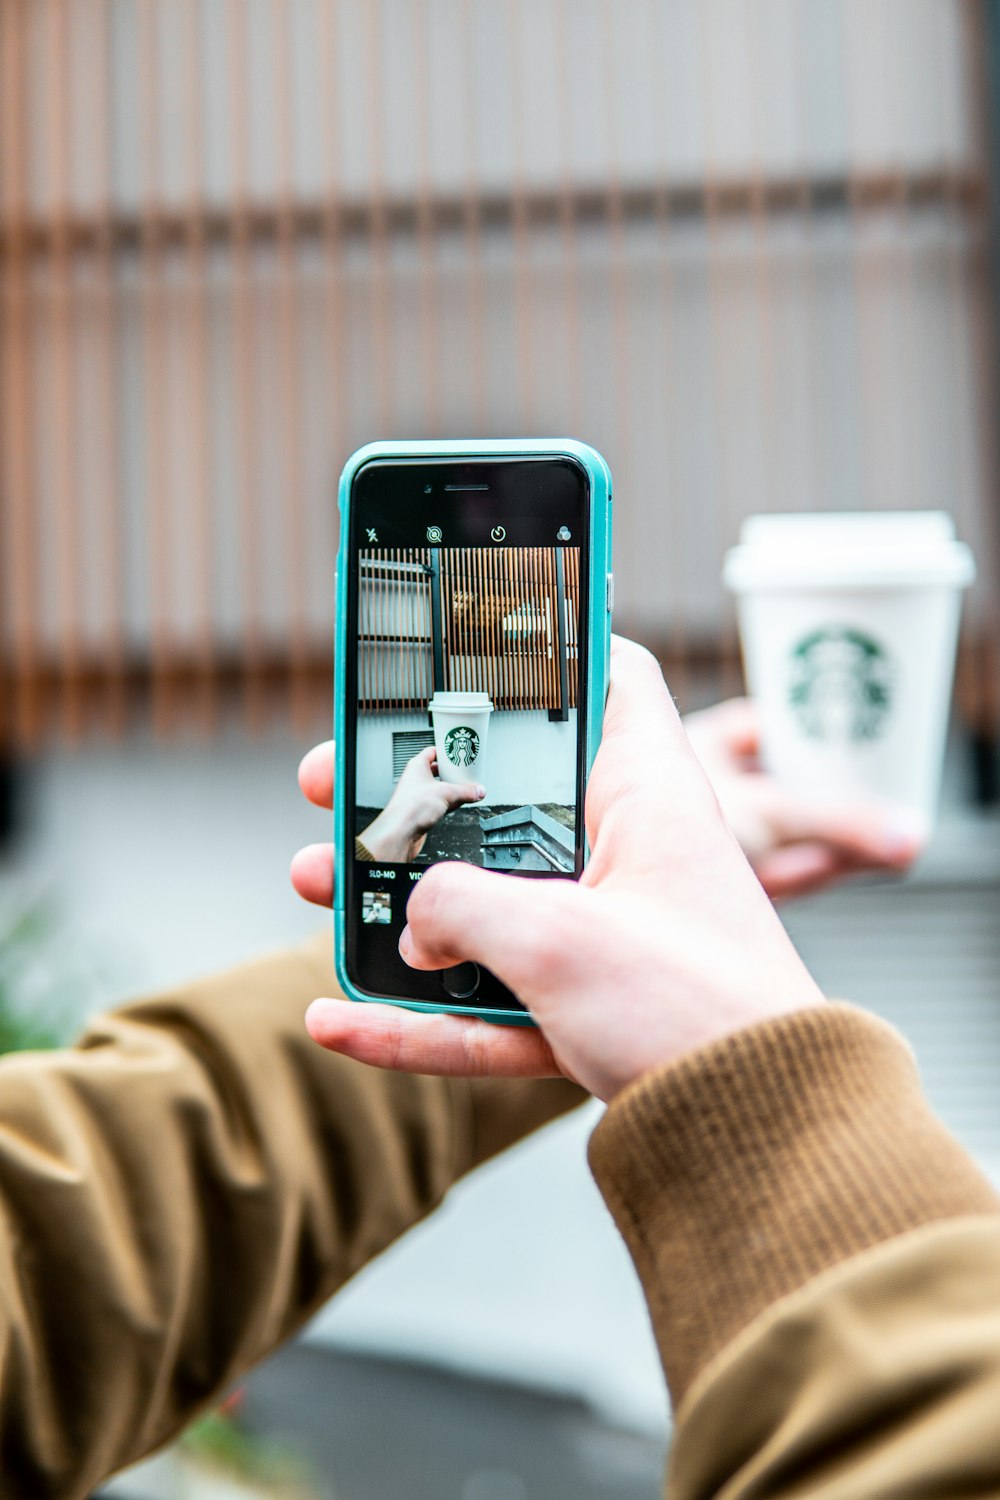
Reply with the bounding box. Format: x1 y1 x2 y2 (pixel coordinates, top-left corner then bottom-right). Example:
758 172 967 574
355 545 581 871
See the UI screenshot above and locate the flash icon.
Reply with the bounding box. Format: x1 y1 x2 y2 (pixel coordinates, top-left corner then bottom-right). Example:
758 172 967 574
366 528 378 543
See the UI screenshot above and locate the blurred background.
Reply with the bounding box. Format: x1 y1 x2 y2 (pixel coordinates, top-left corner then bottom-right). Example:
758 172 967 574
2 2 1000 1497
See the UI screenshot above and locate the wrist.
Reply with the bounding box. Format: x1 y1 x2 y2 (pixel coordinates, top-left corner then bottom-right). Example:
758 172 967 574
588 1003 1000 1404
359 810 417 863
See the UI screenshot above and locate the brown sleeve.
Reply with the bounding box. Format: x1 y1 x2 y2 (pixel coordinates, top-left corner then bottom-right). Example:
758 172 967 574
669 1216 1000 1499
587 1003 1000 1408
0 936 585 1499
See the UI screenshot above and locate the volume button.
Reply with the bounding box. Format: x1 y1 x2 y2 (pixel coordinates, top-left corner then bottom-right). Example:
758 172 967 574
606 572 614 614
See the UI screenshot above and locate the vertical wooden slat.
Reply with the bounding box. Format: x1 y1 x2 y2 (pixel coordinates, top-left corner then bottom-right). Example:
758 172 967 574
394 547 402 711
454 548 465 694
552 0 583 431
534 546 545 710
226 0 264 729
479 547 490 705
457 548 469 692
182 0 215 732
504 0 534 430
543 547 556 709
883 3 922 508
513 548 525 709
138 0 173 734
547 547 559 708
600 0 632 472
515 548 526 710
494 550 505 708
94 0 126 737
566 546 579 709
48 0 84 740
744 6 780 516
696 1 742 700
958 0 1000 739
842 0 891 514
500 550 512 708
649 0 688 704
529 546 541 708
362 0 392 432
318 0 349 471
789 0 826 514
459 0 487 430
470 549 482 700
272 0 309 728
412 0 441 433
1 0 42 747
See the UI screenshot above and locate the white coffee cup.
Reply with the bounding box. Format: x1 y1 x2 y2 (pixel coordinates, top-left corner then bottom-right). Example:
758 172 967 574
723 512 975 831
428 690 494 786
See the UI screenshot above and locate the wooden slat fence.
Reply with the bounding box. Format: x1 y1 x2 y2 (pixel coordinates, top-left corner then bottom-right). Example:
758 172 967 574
0 1 998 754
359 547 579 714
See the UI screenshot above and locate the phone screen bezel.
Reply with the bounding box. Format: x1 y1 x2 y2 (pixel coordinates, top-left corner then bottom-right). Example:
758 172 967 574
344 453 593 1012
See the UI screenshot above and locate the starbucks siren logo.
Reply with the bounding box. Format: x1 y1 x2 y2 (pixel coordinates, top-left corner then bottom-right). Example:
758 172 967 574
444 724 480 769
788 625 894 743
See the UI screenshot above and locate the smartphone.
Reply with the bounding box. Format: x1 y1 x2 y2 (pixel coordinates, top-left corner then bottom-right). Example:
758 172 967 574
333 439 613 1025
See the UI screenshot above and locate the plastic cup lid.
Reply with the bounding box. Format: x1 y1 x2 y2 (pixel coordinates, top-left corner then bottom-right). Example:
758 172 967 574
723 511 976 591
428 691 494 711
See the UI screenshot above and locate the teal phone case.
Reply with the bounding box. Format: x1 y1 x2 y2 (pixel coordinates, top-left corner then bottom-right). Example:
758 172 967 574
334 438 613 1025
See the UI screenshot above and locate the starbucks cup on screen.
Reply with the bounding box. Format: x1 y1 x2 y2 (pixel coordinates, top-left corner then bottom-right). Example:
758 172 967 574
428 691 493 786
723 512 975 833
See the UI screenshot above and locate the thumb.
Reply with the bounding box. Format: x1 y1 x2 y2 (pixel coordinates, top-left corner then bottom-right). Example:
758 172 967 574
401 862 569 998
440 780 486 810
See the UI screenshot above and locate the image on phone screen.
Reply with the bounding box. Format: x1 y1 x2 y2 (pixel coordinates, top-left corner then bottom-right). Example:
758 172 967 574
354 544 581 874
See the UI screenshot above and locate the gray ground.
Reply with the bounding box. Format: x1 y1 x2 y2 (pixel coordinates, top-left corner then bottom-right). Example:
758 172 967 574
99 1344 667 1500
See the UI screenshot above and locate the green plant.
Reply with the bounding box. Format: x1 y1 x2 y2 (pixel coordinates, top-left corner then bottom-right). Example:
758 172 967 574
0 896 79 1052
179 1401 316 1495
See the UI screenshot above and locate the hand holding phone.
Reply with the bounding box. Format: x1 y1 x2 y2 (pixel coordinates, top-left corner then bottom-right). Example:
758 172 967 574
332 440 613 1024
305 637 826 1100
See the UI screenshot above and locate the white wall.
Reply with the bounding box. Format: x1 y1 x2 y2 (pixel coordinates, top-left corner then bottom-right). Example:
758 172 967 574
357 708 578 809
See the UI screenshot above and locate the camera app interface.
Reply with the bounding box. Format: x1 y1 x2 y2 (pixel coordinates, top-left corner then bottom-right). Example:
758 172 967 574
355 542 582 874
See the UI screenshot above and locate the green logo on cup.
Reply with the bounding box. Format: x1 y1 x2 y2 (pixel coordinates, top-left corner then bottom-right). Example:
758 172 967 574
444 725 480 768
789 626 893 742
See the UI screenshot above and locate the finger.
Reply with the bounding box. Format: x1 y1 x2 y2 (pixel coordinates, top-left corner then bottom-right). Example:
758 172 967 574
400 861 571 994
290 842 334 907
762 790 926 869
305 998 560 1078
755 841 846 901
687 698 760 763
440 780 486 810
298 740 334 810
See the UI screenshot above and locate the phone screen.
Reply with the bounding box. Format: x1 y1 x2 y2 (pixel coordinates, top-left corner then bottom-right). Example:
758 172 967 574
345 455 591 1011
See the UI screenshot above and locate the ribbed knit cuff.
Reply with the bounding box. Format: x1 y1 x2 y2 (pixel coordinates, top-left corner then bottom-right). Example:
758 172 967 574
588 1004 1000 1406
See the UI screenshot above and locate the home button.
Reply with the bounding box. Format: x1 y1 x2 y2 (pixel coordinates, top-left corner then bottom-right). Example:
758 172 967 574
441 963 480 1001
